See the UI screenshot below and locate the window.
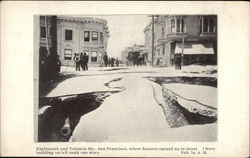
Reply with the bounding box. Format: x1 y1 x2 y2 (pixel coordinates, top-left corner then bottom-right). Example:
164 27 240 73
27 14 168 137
92 31 98 42
177 19 181 32
209 18 215 32
40 26 46 38
64 49 72 60
40 16 45 21
100 32 103 43
171 18 185 34
162 27 164 37
171 19 175 34
40 16 45 25
91 51 97 62
181 19 184 33
203 18 209 33
65 30 72 40
157 49 160 56
200 17 216 33
84 31 90 42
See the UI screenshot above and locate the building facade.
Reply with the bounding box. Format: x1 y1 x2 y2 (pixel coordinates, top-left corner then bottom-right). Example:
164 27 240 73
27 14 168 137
144 15 217 66
39 16 110 67
144 24 152 63
57 16 110 67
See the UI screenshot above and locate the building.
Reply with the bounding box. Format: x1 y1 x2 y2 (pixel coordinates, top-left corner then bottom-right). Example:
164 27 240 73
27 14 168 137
121 44 146 66
38 16 59 82
39 15 110 67
144 23 152 63
144 15 217 66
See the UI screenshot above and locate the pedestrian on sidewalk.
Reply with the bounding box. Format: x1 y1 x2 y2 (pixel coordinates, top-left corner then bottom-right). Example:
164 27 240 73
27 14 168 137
111 57 115 67
73 53 81 71
115 58 119 67
103 52 108 67
56 54 61 73
82 52 89 71
108 58 111 67
80 52 84 70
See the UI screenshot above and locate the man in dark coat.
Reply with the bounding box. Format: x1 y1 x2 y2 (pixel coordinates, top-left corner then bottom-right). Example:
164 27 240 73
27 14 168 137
82 52 89 71
80 52 84 70
103 52 108 67
110 58 115 67
108 58 111 67
115 58 119 67
56 55 61 73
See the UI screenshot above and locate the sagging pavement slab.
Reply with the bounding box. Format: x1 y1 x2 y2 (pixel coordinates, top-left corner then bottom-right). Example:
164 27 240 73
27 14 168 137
151 81 217 128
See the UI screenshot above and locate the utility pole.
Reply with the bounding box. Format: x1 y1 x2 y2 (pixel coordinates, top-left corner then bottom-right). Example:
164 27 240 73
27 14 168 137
148 15 158 65
181 35 185 68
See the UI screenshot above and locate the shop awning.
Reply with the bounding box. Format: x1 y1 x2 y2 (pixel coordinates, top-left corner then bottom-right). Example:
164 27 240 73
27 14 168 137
175 43 214 55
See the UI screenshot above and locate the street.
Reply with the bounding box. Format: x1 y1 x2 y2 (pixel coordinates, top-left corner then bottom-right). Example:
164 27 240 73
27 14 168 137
39 65 217 142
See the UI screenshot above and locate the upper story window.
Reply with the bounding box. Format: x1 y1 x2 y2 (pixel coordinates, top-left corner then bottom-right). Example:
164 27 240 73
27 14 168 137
40 26 46 38
171 19 175 34
65 29 72 40
200 17 216 33
100 32 103 43
170 18 185 34
92 31 98 42
84 31 90 42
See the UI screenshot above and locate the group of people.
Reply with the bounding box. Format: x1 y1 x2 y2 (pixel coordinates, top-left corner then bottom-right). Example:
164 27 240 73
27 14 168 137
126 52 146 67
174 53 182 70
103 52 119 67
73 52 89 71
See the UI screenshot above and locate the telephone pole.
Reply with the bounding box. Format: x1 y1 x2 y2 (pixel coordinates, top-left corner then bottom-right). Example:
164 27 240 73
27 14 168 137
148 15 158 65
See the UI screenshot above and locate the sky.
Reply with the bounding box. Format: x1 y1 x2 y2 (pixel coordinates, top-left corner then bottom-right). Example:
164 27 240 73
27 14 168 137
90 15 151 58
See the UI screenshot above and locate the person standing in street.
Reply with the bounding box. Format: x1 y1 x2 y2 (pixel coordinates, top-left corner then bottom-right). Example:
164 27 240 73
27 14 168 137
73 53 81 71
82 52 89 71
115 58 119 67
103 52 108 67
56 54 61 73
111 58 115 67
108 58 111 67
80 52 84 71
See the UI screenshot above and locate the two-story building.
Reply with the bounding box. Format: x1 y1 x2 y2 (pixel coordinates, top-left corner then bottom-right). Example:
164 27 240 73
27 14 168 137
144 15 217 66
39 16 110 67
57 16 110 67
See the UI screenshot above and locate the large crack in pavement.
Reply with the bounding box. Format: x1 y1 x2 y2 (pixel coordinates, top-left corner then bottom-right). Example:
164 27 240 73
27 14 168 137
38 77 124 142
148 76 217 128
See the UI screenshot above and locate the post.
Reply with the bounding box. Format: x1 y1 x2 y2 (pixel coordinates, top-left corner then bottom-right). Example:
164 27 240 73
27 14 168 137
181 35 185 67
151 16 155 65
51 16 57 57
